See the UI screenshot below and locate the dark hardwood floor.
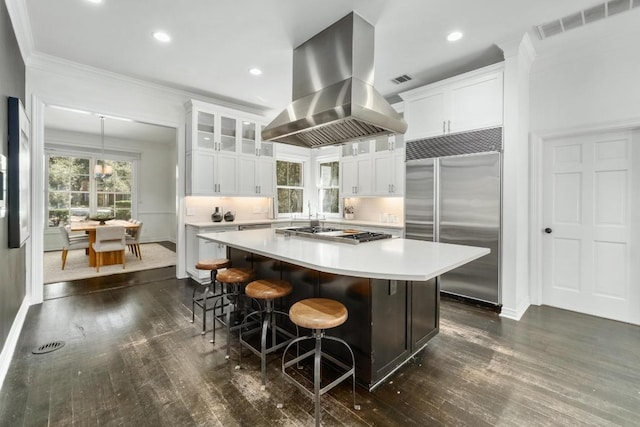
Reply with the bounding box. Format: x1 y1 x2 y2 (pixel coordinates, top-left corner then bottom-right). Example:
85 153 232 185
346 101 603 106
1 270 639 426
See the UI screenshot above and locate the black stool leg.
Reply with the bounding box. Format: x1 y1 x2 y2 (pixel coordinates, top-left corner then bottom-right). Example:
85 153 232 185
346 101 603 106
200 282 211 334
191 283 197 323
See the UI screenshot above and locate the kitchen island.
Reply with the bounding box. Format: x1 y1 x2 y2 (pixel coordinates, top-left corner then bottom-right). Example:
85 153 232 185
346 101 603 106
198 228 489 390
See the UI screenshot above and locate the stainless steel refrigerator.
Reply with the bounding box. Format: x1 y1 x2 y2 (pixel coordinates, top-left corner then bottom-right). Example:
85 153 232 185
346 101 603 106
405 128 502 306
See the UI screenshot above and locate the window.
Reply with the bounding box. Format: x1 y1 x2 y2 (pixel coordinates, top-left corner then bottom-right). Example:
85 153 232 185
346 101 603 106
319 161 339 214
47 154 133 227
276 160 303 214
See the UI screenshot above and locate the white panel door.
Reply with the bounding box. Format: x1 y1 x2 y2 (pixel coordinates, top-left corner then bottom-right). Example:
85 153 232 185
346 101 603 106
542 131 638 324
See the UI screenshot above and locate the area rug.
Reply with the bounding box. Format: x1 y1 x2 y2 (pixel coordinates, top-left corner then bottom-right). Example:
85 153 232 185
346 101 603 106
43 243 176 284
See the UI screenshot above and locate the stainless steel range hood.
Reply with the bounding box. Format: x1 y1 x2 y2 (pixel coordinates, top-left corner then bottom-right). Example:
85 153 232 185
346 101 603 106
262 12 407 149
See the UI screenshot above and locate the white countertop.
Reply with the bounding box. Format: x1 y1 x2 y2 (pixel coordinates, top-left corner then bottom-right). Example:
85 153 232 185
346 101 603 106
186 218 404 230
198 228 489 281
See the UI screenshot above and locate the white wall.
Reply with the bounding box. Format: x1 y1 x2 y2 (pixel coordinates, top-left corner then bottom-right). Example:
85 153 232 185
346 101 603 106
43 128 175 250
530 16 640 133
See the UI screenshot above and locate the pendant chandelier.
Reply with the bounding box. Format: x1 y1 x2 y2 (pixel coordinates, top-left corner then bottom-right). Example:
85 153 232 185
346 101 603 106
94 115 113 179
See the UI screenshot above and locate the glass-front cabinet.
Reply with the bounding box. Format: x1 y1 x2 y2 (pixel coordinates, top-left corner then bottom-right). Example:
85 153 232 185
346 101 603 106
196 111 216 150
220 116 237 152
241 121 257 155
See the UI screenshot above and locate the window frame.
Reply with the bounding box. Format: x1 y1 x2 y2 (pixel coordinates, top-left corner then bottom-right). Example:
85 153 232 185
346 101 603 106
275 151 311 218
45 144 139 230
316 155 340 217
275 158 305 217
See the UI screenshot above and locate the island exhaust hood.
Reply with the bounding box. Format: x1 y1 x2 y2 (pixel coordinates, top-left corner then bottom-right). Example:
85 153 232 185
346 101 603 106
261 12 407 149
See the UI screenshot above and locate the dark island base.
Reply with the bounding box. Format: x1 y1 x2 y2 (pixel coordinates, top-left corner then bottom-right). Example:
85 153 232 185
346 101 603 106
228 247 440 390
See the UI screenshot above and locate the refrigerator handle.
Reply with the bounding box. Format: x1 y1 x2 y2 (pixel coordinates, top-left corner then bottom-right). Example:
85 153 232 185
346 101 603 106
434 158 440 242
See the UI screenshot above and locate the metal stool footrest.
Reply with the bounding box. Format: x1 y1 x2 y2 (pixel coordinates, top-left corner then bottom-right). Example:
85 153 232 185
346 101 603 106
280 331 360 426
191 280 225 334
237 301 298 388
208 284 260 359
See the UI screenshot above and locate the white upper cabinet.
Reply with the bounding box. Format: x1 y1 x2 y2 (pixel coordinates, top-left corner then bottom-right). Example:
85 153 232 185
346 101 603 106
340 136 405 197
186 151 238 196
340 140 373 197
237 156 275 196
401 64 504 141
188 107 239 153
372 135 405 196
186 100 273 196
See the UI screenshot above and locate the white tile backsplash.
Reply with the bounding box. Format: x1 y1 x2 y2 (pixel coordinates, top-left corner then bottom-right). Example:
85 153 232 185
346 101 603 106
342 197 404 223
185 196 273 222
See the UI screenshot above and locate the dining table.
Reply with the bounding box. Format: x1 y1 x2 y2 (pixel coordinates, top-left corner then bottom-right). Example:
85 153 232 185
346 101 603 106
70 219 140 267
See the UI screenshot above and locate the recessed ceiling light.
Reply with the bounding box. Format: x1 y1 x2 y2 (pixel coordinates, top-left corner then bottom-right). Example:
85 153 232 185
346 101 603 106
86 0 103 4
447 31 463 42
153 31 171 43
249 67 263 76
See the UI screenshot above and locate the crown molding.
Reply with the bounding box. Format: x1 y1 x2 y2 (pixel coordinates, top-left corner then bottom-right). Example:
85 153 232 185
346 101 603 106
4 0 34 60
27 52 269 117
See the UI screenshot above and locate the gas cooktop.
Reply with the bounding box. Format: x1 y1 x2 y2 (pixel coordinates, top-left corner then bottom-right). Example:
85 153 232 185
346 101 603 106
275 226 392 244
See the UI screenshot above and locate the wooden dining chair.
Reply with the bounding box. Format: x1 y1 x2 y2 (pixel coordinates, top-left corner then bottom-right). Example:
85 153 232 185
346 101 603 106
92 226 126 272
126 221 143 259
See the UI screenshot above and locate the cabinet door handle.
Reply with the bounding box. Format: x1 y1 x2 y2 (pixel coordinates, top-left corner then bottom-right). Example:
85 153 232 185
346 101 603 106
442 121 446 134
392 184 395 193
388 184 391 193
258 185 261 194
447 120 451 133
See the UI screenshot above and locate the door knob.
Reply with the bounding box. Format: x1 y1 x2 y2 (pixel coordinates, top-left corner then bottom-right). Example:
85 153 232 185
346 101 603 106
544 228 552 234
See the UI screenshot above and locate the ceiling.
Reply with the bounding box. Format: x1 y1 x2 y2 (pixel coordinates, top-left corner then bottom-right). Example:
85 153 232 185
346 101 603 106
20 0 639 140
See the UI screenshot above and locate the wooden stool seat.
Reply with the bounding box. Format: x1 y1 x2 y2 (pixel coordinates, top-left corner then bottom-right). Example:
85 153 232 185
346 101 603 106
245 279 293 300
289 298 348 330
217 268 254 284
196 258 231 271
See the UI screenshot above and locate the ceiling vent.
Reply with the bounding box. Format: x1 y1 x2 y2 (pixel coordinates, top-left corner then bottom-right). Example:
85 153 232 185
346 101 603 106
392 74 412 84
536 0 639 39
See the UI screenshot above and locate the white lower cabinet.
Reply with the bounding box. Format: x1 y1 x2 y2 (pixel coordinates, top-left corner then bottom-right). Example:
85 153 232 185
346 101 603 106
186 225 237 282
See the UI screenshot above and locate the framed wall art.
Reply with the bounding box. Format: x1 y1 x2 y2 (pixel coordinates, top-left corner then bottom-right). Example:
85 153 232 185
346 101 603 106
7 97 30 248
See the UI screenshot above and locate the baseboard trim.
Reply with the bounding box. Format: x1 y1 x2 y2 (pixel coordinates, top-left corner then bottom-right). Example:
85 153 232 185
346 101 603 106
500 299 530 321
0 297 29 392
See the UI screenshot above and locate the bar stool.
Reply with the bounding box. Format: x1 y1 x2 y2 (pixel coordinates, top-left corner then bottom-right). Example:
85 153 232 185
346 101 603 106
280 298 360 426
235 279 298 389
192 258 231 334
211 267 254 358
